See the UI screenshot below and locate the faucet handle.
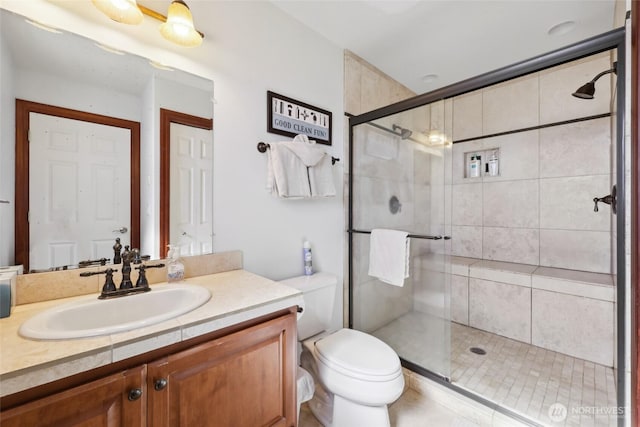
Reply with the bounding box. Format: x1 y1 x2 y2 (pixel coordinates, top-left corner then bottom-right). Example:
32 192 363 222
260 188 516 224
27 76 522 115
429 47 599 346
80 268 118 294
80 268 118 277
131 248 141 264
78 257 109 268
134 263 165 288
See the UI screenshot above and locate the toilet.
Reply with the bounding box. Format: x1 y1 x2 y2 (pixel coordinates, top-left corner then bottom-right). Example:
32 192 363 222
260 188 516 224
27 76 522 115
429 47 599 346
280 273 404 427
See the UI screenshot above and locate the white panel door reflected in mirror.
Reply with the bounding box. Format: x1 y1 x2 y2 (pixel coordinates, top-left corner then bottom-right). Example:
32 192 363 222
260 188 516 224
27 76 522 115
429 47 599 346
170 122 213 257
29 113 131 271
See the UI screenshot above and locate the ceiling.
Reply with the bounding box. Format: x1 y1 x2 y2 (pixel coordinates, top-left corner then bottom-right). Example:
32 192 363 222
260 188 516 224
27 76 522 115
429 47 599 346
269 0 618 94
4 0 619 97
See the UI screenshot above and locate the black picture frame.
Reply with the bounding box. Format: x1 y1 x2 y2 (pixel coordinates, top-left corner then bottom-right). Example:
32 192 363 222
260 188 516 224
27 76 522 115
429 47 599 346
267 91 332 145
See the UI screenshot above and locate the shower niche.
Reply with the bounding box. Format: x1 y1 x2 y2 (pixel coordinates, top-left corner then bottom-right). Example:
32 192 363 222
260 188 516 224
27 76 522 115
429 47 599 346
463 148 500 179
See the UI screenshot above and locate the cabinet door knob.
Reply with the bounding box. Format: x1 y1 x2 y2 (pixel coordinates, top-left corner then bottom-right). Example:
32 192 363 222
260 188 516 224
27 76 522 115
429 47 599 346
127 388 143 401
154 378 168 391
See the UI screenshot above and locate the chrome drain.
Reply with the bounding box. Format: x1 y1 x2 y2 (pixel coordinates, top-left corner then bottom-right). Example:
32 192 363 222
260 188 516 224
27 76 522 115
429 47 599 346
469 347 486 355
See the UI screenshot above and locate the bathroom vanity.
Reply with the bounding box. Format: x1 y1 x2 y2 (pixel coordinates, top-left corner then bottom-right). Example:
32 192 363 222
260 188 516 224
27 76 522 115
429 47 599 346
0 268 302 427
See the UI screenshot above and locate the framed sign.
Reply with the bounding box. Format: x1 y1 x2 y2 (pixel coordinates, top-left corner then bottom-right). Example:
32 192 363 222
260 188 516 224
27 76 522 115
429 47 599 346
267 91 332 145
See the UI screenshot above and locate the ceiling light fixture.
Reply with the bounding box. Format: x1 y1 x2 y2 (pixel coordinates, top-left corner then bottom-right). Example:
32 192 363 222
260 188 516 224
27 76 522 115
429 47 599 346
92 0 204 47
424 131 450 147
159 0 203 47
421 73 438 83
92 0 143 25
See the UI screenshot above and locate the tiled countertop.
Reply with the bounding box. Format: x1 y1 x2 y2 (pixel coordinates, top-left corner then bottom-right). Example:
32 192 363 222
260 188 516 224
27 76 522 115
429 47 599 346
0 269 303 397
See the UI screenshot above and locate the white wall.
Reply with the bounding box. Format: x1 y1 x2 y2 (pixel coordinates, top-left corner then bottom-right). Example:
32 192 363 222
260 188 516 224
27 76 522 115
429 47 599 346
207 2 345 332
0 32 15 266
2 1 345 330
14 69 143 120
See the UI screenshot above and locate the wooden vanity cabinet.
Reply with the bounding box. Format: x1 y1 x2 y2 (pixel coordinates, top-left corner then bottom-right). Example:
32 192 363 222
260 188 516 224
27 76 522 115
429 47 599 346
148 311 297 427
0 309 297 427
0 365 146 427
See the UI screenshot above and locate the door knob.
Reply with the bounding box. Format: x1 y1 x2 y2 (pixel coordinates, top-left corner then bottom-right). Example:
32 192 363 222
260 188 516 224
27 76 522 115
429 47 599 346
112 227 128 234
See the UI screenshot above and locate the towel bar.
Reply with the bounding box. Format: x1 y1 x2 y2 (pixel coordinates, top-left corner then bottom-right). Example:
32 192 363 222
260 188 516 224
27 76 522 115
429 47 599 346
349 229 451 240
257 141 340 165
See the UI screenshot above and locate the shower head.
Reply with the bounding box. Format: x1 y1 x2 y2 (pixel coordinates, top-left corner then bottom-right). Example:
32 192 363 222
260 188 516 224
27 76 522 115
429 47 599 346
392 124 413 139
572 62 617 100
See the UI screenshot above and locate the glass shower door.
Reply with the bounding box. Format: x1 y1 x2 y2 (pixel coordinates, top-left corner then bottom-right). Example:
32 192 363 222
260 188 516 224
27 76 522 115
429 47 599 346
350 101 453 379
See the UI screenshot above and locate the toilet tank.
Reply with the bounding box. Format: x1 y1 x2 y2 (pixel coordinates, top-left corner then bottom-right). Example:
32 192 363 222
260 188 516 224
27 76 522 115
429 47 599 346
279 273 337 341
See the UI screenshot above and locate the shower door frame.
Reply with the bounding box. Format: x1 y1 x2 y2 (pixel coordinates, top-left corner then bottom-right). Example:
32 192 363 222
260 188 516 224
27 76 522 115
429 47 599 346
348 27 627 425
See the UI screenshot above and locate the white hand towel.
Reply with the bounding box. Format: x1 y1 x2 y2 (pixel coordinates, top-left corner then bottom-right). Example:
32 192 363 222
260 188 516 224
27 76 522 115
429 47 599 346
281 134 325 166
265 134 334 199
309 153 336 197
266 141 311 198
368 229 410 286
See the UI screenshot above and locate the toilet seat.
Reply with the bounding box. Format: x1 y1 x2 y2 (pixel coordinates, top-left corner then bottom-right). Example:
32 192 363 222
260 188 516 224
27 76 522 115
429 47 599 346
314 329 402 382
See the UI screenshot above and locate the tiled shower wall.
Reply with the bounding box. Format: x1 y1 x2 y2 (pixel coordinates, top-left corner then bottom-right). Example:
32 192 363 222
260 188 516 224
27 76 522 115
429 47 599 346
344 50 415 116
449 52 615 274
344 51 424 332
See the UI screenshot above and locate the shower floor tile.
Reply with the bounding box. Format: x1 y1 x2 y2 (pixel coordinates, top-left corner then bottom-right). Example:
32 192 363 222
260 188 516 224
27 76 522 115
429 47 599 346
371 312 618 427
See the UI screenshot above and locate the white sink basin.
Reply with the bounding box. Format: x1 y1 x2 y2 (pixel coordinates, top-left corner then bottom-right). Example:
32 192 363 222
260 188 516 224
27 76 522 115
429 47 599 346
19 285 211 340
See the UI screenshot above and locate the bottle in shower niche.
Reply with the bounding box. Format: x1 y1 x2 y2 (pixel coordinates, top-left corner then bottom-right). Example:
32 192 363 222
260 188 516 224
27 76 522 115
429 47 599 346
488 150 499 176
303 241 313 276
469 154 481 178
167 245 185 282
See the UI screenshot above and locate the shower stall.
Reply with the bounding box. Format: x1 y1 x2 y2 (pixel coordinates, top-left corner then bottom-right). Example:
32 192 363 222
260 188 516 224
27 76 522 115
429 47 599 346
348 29 626 427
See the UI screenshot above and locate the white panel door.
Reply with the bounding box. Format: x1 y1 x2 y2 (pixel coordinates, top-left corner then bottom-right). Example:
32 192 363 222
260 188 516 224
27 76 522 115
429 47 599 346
169 123 213 256
29 113 131 270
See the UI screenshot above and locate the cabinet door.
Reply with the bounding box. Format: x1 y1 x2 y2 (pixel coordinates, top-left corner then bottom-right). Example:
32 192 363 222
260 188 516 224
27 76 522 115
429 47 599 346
0 365 146 427
148 312 297 427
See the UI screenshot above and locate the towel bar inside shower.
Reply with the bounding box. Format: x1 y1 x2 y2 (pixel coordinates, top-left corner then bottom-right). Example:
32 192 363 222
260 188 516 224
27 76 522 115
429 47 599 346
349 229 451 240
257 141 340 165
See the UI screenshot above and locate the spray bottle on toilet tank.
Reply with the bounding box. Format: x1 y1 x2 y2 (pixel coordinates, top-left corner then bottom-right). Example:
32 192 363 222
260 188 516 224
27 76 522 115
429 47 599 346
303 241 313 276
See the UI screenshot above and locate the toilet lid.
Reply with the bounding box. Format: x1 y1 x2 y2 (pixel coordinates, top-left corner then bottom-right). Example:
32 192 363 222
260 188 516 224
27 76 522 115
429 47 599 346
314 329 401 382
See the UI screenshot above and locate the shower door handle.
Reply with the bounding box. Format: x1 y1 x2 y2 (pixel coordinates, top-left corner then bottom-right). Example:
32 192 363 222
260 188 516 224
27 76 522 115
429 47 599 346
593 185 616 214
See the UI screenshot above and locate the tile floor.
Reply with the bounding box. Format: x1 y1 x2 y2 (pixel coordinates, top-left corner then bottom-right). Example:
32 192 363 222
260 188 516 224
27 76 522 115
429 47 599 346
450 322 617 427
369 311 618 427
298 389 483 427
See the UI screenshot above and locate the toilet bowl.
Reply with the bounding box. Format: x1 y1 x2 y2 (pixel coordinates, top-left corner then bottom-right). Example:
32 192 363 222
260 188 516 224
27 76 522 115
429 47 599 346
280 273 404 427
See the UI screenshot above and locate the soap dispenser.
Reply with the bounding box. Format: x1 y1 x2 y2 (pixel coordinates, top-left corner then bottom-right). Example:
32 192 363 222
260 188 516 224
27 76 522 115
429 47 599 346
469 154 481 178
167 245 185 282
488 150 499 177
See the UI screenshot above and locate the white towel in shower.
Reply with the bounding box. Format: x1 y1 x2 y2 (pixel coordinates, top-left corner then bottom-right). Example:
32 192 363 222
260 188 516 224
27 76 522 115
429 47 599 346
368 229 410 286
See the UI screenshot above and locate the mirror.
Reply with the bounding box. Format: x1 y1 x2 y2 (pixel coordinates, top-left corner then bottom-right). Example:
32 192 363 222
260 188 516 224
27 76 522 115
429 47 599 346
0 9 214 272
